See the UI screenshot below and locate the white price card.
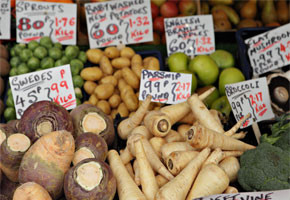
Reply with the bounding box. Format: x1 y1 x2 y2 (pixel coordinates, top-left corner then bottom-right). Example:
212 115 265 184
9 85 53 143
85 0 153 48
225 77 274 128
0 0 11 39
139 69 192 104
16 0 77 45
164 15 215 57
245 23 290 76
192 189 290 200
9 65 76 119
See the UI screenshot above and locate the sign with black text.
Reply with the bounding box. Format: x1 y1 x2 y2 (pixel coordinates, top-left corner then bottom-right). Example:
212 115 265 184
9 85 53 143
85 0 153 48
192 189 290 200
139 69 192 104
225 77 274 128
165 15 215 56
9 65 76 119
0 0 10 39
16 0 77 44
245 23 290 76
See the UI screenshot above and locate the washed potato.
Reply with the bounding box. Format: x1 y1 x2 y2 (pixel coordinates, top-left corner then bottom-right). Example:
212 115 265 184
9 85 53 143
97 100 111 115
89 94 99 105
104 47 120 59
86 49 103 64
122 67 139 89
120 47 135 59
111 57 130 68
147 57 160 71
113 70 122 80
94 83 114 100
108 94 121 108
80 67 103 81
100 76 117 87
84 81 98 95
100 56 113 75
117 103 129 117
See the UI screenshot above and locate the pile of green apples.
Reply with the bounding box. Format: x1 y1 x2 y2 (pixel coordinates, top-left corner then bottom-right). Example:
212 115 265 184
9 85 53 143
168 50 245 117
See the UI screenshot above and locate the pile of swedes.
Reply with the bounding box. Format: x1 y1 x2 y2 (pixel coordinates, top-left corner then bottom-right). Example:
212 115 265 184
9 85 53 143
111 91 255 200
0 100 116 200
82 46 162 119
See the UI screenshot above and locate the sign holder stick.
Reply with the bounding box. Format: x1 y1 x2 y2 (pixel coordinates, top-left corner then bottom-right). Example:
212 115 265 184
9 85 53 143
252 122 261 144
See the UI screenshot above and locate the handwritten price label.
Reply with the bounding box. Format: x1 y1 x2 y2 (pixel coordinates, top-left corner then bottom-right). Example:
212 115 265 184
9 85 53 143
192 189 290 200
0 0 10 39
139 69 192 104
164 15 215 56
16 0 77 44
85 0 153 48
9 65 76 119
225 77 274 128
245 23 290 76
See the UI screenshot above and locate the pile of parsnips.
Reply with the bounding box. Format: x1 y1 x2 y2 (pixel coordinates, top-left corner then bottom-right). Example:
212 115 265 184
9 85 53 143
110 89 255 200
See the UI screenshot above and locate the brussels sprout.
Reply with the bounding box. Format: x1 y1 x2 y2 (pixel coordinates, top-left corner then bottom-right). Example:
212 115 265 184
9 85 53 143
10 56 21 68
28 40 39 51
39 36 53 49
34 46 48 59
41 57 55 69
27 57 40 71
20 49 33 62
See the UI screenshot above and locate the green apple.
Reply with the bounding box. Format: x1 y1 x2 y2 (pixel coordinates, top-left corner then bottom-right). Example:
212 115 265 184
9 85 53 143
211 96 232 117
188 55 219 86
196 85 220 108
168 52 188 72
179 70 198 93
151 0 166 7
210 50 235 69
219 67 245 95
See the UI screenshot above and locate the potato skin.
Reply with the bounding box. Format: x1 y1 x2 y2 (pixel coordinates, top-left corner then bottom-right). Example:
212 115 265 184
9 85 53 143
94 84 114 100
80 67 103 81
122 67 139 89
64 158 116 200
100 56 113 75
75 133 108 162
104 47 120 59
111 57 130 68
86 49 103 64
109 94 121 108
83 81 97 95
120 47 135 59
100 76 117 87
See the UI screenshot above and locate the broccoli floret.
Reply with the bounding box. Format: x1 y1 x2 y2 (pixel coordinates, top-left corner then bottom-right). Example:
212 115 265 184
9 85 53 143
238 143 290 192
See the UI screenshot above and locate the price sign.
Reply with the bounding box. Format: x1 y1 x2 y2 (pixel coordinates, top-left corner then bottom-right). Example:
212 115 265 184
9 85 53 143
225 77 274 128
192 189 290 200
16 0 77 44
164 15 215 56
0 0 10 39
9 65 76 119
139 69 192 104
245 23 290 76
85 0 153 48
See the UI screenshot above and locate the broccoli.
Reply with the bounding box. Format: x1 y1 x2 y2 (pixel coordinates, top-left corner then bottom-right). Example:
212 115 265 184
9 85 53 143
238 143 290 192
274 130 290 152
260 114 290 145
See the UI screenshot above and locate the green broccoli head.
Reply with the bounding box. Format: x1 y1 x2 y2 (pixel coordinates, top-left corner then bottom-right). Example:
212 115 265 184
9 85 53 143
274 130 290 152
238 143 290 192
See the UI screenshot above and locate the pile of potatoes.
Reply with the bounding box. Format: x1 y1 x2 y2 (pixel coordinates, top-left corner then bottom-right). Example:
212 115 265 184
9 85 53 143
81 46 162 119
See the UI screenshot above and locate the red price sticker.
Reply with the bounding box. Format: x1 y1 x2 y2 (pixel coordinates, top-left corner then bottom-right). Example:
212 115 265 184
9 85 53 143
9 65 76 119
225 77 274 128
139 70 192 104
16 1 77 45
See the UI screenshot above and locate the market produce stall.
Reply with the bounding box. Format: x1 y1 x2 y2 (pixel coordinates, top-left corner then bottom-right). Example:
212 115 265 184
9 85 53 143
0 0 289 200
